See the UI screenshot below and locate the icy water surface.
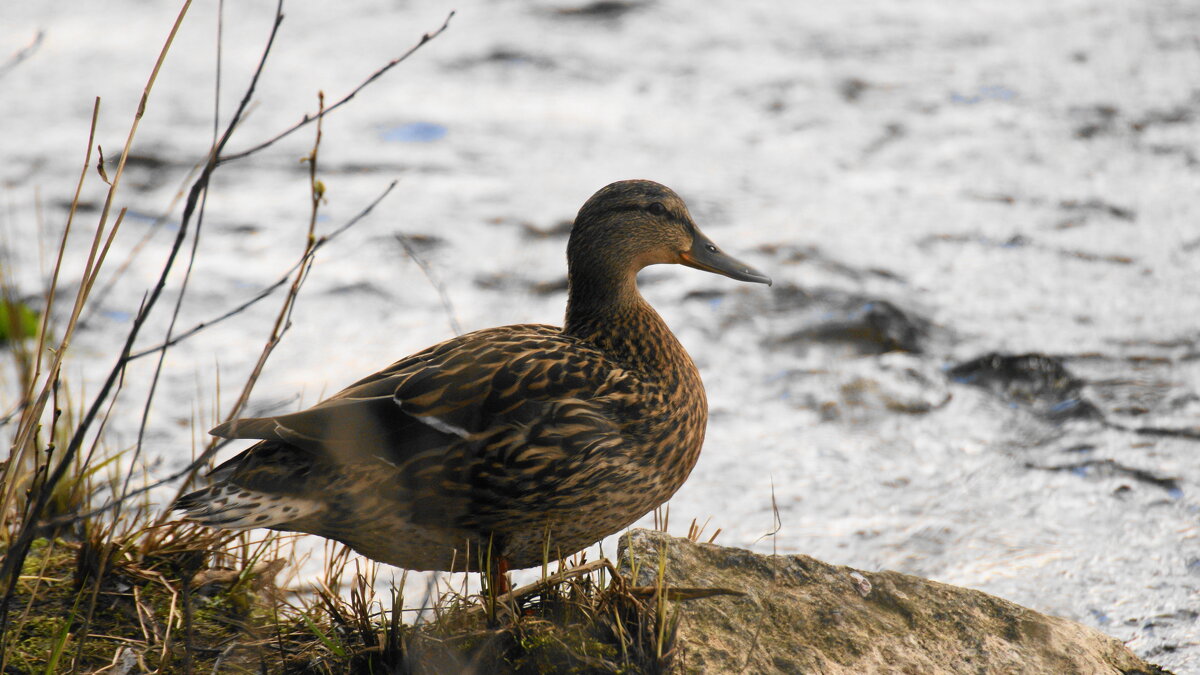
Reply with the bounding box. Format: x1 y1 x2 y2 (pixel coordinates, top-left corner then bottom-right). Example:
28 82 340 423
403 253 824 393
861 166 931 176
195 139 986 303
3 1 1199 670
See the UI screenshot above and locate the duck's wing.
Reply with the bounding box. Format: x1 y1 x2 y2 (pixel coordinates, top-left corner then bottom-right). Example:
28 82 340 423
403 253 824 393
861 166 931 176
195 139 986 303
206 325 526 450
209 324 640 474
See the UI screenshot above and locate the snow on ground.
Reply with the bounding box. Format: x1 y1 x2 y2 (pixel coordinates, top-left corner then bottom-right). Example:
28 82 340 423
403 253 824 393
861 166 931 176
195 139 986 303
3 0 1198 670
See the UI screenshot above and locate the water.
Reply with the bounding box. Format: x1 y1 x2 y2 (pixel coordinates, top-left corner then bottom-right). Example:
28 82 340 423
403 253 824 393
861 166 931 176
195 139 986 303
3 1 1198 670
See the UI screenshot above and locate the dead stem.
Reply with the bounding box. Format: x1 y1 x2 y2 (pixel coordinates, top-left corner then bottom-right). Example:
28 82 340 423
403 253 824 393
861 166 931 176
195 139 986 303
394 232 463 336
217 11 455 165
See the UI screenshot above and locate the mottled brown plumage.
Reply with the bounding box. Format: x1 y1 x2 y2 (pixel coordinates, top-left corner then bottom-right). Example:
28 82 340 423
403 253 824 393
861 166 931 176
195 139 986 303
176 179 770 573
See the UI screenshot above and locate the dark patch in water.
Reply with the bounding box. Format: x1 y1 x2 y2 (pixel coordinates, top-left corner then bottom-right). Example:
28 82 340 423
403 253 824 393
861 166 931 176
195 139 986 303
861 121 906 158
1130 105 1195 132
1129 425 1200 441
948 353 1102 421
452 47 557 70
755 243 905 283
117 152 172 171
1071 103 1119 138
394 232 444 253
1024 458 1181 496
323 281 392 298
1058 198 1136 222
53 199 100 213
224 223 260 234
962 191 1136 229
474 273 568 296
768 289 935 355
552 1 644 19
531 278 569 295
1148 143 1200 168
838 77 869 102
1071 99 1195 140
106 152 176 192
800 300 929 354
521 220 573 239
918 232 1135 264
963 191 1017 205
1056 355 1200 440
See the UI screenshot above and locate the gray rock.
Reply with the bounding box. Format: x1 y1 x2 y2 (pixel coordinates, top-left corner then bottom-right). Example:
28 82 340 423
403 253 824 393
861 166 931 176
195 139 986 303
617 529 1168 674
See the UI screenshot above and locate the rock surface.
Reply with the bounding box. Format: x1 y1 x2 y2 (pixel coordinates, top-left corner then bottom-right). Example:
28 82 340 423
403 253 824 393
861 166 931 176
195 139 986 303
617 529 1169 674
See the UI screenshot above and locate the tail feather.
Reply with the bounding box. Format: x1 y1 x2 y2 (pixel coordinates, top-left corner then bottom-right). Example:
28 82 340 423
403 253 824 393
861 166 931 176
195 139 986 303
175 482 322 530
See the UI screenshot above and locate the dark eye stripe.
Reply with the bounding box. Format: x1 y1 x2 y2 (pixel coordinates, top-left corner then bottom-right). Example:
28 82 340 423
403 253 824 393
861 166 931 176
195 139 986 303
602 205 647 215
598 204 693 230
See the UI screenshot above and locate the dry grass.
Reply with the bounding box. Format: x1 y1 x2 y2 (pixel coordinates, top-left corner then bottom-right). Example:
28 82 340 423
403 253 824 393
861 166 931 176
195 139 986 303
0 4 683 673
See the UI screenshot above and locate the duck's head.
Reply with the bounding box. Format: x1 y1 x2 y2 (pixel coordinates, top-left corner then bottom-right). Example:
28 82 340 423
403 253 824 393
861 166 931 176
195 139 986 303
569 179 772 287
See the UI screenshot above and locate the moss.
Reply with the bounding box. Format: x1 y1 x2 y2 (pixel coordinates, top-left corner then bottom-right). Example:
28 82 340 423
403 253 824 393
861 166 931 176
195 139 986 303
0 298 39 343
6 614 68 673
2 538 279 674
3 533 668 674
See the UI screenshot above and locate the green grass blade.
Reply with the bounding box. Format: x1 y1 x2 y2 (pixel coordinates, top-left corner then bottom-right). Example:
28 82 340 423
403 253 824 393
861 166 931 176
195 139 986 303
301 612 346 658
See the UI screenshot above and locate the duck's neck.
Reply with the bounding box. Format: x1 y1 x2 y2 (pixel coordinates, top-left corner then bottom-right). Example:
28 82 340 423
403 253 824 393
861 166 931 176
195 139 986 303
564 266 694 380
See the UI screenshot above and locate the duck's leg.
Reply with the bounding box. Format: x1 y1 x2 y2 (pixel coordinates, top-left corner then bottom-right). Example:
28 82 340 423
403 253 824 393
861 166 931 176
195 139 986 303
490 555 511 595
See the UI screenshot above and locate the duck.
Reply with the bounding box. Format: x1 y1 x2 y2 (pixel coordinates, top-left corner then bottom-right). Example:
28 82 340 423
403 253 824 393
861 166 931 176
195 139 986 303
176 179 770 585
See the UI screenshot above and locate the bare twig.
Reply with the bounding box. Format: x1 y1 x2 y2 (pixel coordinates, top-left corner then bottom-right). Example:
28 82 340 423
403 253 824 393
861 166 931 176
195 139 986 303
128 180 396 362
3 1 458 669
1 0 210 631
3 3 454 662
0 29 45 81
217 11 454 165
174 86 327 502
27 0 448 541
79 161 203 328
41 175 396 530
119 170 211 524
752 479 782 546
395 233 463 336
467 559 616 621
117 0 243 517
740 478 781 674
214 0 225 145
0 98 100 515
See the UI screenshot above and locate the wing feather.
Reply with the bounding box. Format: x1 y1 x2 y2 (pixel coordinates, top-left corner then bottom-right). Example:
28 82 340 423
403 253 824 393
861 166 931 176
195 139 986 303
209 324 647 506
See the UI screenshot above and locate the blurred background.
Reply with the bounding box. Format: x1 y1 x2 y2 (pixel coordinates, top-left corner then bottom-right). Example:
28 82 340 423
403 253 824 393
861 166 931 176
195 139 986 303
3 1 1198 669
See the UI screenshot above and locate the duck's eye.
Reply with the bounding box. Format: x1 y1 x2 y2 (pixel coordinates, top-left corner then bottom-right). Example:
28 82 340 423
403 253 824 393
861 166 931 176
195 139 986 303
706 244 718 253
647 202 667 216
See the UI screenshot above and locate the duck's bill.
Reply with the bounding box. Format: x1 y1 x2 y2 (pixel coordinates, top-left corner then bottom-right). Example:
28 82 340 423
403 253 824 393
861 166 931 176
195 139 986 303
681 231 772 286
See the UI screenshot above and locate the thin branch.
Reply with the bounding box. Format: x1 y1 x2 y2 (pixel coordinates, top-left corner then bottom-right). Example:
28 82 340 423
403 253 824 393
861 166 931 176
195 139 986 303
2 5 453 633
0 97 99 513
212 90 328 442
116 0 239 512
214 0 225 146
78 160 203 328
32 0 291 537
120 161 210 523
217 11 454 165
394 233 462 336
0 29 45 81
2 0 217 631
127 180 396 362
39 439 234 531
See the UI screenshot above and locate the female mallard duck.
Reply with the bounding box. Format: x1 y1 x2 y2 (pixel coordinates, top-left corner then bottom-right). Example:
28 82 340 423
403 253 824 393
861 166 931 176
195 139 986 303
177 179 770 579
